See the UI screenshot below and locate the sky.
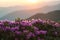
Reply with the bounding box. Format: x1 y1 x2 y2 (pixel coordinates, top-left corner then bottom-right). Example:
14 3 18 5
0 0 60 20
0 0 60 7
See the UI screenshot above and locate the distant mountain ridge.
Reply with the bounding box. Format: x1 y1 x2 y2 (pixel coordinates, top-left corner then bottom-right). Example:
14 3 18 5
28 10 60 22
0 9 39 20
0 6 30 18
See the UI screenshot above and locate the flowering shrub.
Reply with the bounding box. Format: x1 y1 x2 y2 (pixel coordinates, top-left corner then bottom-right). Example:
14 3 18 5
0 19 60 40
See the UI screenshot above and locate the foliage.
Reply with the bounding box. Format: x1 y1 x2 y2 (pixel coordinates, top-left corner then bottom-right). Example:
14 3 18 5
0 19 60 40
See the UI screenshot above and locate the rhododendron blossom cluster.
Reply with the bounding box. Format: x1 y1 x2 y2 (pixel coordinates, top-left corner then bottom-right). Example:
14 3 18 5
0 19 60 40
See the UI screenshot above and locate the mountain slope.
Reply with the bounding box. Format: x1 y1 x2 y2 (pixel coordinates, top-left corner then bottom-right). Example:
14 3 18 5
28 10 60 22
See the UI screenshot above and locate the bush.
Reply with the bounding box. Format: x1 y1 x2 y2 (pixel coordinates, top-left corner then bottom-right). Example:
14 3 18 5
0 19 60 40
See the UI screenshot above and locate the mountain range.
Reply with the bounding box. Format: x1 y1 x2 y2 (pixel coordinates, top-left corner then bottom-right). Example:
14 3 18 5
0 4 60 20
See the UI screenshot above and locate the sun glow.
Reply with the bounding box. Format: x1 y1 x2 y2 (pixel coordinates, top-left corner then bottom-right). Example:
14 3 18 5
27 0 38 4
0 0 44 7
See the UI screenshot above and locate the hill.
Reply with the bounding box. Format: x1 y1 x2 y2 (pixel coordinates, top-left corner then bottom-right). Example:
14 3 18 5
28 10 60 22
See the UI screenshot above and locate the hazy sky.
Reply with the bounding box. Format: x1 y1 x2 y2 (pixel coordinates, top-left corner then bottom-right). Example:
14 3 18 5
0 0 60 7
0 0 60 20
